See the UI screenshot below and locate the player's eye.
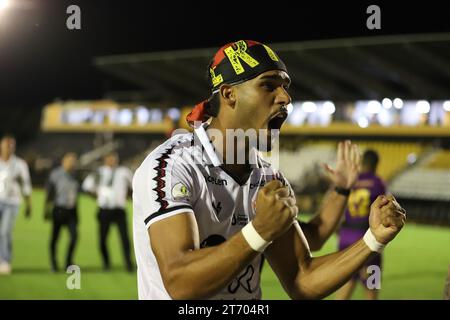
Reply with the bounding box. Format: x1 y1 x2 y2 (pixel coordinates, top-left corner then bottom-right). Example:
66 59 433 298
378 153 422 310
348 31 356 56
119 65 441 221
261 82 276 91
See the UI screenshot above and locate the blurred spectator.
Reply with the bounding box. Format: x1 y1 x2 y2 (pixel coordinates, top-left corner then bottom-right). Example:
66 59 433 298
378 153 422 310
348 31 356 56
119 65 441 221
335 150 386 300
0 135 32 275
44 152 80 272
82 152 134 272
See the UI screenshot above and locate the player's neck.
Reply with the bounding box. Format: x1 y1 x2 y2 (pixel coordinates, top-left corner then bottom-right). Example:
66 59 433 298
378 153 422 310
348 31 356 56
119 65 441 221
207 119 253 182
0 153 12 162
361 167 375 174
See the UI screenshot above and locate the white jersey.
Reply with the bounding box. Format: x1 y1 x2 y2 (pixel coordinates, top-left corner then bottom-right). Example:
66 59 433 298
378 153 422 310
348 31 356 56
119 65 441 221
82 166 132 209
132 124 289 300
0 155 32 206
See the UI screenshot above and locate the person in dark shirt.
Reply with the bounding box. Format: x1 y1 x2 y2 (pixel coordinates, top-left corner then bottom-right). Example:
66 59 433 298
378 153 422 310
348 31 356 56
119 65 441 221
45 153 80 272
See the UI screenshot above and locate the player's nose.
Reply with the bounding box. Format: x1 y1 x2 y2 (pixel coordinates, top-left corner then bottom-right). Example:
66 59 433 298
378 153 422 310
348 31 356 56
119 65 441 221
274 86 291 107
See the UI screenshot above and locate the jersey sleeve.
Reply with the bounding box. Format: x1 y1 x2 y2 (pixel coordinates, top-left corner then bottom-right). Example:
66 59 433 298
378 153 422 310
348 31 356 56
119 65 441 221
19 159 32 197
45 169 57 199
82 173 96 193
134 152 197 229
376 177 387 197
124 167 133 189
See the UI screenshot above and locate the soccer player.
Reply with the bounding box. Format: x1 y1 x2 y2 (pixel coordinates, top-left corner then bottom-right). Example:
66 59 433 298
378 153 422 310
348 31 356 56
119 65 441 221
44 152 80 272
82 152 134 271
132 40 406 299
0 134 32 275
335 150 386 300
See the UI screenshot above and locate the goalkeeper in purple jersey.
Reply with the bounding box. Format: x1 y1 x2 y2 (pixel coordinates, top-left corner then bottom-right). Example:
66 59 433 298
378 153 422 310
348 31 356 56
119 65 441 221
336 150 387 300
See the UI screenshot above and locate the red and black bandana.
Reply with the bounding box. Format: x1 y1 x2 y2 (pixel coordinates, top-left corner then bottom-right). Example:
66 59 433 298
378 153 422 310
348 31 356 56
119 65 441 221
207 40 287 92
186 40 288 127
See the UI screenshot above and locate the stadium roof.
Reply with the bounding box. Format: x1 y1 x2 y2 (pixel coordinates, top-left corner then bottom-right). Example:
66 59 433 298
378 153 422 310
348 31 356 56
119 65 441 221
94 33 450 105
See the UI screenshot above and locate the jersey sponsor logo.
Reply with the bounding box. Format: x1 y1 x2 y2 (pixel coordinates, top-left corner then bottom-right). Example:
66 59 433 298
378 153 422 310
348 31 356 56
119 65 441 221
200 235 256 296
200 234 226 248
249 180 266 189
231 212 248 226
171 182 190 200
205 175 227 186
228 265 255 294
260 173 286 185
212 201 222 216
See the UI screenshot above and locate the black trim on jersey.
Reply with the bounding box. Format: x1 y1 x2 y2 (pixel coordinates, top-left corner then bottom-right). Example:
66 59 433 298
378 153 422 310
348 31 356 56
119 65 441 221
144 205 193 225
152 146 176 211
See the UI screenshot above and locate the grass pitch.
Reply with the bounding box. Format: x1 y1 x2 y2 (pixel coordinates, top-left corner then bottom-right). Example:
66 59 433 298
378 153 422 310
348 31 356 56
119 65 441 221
0 189 448 299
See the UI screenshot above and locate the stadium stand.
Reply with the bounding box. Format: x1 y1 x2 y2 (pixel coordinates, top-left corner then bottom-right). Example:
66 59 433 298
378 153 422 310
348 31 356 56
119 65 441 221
355 141 427 181
277 139 450 225
18 132 165 186
387 148 450 225
279 142 335 190
390 149 450 201
279 140 427 189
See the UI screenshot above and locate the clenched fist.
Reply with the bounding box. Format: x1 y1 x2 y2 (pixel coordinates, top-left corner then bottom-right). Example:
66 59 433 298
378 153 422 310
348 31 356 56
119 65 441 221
252 180 298 242
369 195 406 245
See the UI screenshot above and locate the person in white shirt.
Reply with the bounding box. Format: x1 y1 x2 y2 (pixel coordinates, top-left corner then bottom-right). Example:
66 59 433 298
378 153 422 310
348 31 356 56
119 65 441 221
0 135 32 275
132 40 406 300
82 152 133 271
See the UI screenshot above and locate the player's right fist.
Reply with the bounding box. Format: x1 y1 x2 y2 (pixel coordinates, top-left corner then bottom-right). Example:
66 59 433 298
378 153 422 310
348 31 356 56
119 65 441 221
252 180 298 242
369 195 406 245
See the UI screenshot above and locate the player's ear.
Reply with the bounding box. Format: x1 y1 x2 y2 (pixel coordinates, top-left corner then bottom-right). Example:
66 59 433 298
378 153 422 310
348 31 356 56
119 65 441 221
220 84 236 108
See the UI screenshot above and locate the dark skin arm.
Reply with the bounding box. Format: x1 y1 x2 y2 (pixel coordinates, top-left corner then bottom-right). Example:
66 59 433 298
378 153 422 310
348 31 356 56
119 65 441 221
149 180 297 300
24 196 32 219
265 222 374 299
298 141 360 251
265 195 406 300
43 182 55 221
300 190 348 251
17 172 32 219
149 212 259 299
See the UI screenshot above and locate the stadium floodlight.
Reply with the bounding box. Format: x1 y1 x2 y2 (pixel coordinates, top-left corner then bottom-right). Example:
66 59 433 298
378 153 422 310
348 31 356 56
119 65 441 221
357 117 369 128
393 98 403 109
407 153 417 165
302 101 317 113
136 106 150 125
377 108 394 127
416 100 430 114
167 107 181 120
286 103 294 114
118 108 133 125
443 101 450 112
0 0 10 10
367 100 381 114
322 101 336 115
382 98 393 109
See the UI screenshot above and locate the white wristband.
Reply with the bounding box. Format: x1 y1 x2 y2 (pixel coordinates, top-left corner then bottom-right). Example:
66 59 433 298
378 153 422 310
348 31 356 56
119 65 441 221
363 229 385 253
241 222 272 253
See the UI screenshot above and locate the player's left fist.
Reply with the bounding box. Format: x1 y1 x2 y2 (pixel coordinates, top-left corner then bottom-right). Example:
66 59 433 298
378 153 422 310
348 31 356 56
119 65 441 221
323 140 361 190
369 195 406 245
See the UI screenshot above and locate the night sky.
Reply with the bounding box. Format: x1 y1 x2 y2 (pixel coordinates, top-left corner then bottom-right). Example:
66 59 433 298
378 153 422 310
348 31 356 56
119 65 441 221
1 0 450 110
